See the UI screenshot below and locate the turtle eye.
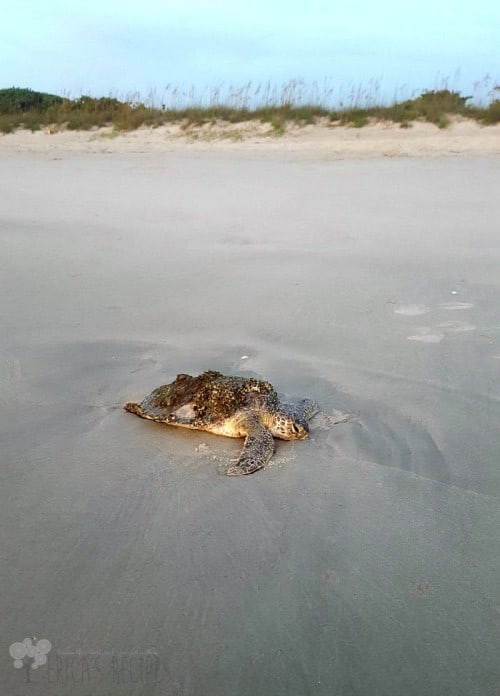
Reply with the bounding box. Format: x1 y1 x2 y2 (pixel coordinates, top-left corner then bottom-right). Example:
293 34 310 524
291 423 300 434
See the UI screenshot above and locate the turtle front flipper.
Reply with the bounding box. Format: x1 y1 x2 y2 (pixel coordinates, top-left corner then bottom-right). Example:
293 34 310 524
299 398 319 421
282 398 319 421
226 420 274 476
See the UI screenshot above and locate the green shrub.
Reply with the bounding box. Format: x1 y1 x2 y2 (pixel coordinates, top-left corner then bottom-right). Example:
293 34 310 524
0 87 62 113
0 115 15 133
395 89 471 126
480 100 500 125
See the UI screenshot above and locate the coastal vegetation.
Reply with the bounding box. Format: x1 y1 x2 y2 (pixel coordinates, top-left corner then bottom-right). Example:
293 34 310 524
1 84 499 135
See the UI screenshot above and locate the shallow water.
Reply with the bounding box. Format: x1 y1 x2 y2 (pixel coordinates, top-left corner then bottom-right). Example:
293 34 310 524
1 153 499 695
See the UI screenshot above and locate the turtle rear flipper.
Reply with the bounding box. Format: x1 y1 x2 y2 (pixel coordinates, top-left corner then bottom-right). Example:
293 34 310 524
124 401 145 416
227 420 274 476
124 396 198 426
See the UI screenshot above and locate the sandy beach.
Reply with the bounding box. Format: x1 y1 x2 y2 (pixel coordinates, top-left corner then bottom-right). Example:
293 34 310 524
1 130 499 695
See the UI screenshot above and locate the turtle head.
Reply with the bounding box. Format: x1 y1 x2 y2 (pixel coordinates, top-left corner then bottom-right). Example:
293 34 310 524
269 413 309 441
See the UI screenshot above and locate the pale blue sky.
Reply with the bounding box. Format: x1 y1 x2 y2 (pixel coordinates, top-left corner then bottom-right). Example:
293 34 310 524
2 0 499 105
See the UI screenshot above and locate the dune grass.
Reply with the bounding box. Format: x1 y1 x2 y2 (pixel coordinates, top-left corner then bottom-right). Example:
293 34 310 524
1 85 499 135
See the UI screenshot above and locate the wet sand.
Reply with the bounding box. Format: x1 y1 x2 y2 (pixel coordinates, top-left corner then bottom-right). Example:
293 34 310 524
1 150 499 695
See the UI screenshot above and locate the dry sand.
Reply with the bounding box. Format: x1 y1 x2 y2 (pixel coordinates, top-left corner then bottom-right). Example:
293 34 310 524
1 117 499 158
1 133 499 695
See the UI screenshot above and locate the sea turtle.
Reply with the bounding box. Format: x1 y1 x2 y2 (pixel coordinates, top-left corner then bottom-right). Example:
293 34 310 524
124 370 318 475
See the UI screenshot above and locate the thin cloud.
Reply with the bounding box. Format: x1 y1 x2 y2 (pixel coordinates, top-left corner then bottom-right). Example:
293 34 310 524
0 0 498 100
